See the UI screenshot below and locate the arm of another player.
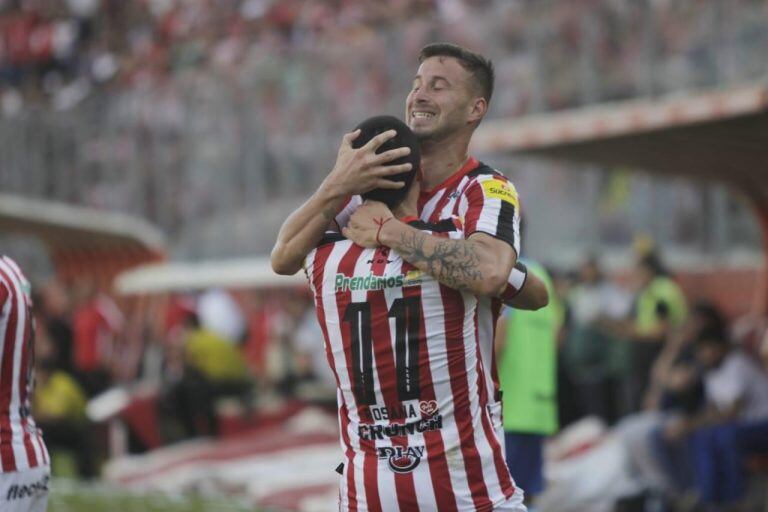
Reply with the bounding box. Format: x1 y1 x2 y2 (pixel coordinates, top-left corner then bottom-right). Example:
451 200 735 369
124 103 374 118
270 129 412 275
344 202 516 297
499 262 549 310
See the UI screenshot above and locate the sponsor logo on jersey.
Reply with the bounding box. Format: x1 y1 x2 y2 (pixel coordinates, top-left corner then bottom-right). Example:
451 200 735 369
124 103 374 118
358 415 443 441
364 399 437 422
481 179 519 207
418 399 439 417
378 446 425 474
334 270 423 292
367 403 419 421
6 474 49 501
403 270 423 286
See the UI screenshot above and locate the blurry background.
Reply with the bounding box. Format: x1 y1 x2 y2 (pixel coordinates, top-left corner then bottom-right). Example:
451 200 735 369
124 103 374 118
1 0 768 511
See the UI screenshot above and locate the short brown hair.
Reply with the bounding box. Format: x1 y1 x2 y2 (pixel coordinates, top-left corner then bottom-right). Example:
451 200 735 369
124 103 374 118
418 42 494 103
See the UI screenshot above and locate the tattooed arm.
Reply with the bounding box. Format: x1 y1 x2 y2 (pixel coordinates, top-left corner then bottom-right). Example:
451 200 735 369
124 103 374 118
343 201 516 296
385 225 516 296
271 129 412 275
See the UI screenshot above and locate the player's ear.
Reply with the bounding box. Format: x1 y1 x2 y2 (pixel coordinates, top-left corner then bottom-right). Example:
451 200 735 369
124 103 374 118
468 97 487 124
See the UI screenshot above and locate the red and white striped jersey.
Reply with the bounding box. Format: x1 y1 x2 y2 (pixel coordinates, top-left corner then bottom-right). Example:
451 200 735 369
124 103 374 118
335 157 521 429
0 256 49 473
309 159 522 511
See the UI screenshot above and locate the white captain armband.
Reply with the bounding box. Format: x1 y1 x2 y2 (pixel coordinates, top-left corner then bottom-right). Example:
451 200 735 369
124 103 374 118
499 261 528 302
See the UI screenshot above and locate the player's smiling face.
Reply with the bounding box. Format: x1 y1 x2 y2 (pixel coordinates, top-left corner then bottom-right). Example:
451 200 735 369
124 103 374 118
406 56 479 142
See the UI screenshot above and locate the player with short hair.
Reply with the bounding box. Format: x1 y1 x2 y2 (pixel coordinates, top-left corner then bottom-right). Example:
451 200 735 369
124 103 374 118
0 256 50 512
273 43 540 511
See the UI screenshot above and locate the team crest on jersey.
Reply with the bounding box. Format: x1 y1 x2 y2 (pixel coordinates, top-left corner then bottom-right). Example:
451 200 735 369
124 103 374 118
378 446 425 474
481 179 519 208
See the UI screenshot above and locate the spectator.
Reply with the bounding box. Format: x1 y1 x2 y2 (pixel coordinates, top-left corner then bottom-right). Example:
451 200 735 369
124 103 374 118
658 329 768 508
617 302 724 499
624 251 688 412
163 313 252 440
33 357 95 478
563 257 633 424
33 281 75 375
71 280 123 396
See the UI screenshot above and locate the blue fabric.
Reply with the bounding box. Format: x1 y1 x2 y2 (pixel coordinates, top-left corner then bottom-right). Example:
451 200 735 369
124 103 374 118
504 431 545 495
652 418 768 504
690 419 768 504
651 422 695 491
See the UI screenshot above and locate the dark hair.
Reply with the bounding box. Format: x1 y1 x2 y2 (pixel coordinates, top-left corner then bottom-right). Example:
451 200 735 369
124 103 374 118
418 42 495 103
639 251 668 277
352 115 420 209
691 300 727 342
694 327 729 349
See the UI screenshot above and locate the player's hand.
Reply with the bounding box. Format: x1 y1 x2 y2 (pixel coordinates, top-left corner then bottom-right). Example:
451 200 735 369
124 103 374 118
392 176 420 220
322 130 412 197
343 200 395 248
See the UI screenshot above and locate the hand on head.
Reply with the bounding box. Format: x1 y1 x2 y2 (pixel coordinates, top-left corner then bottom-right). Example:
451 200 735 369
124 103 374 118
325 129 411 198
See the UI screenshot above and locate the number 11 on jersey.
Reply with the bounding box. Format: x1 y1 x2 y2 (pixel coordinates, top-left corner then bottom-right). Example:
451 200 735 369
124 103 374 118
343 297 422 406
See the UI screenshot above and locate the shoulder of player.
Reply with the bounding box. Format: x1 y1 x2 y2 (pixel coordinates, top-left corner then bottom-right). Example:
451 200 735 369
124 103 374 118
458 163 518 199
462 163 514 188
0 259 12 304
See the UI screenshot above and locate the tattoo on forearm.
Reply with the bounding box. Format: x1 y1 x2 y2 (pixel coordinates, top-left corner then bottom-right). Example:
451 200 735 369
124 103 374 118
397 230 483 290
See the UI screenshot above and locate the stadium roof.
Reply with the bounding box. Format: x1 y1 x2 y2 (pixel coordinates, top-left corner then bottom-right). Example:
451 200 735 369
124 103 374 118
473 84 768 312
0 194 165 281
473 85 768 190
115 257 306 295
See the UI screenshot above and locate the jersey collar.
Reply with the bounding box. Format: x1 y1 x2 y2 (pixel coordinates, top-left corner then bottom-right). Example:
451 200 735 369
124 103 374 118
419 156 480 204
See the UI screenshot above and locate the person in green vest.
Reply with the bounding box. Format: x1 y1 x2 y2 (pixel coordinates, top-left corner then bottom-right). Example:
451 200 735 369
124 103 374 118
627 251 688 412
495 261 563 507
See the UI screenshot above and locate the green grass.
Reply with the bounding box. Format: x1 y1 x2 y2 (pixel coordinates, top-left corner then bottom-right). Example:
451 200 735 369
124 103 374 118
49 479 261 512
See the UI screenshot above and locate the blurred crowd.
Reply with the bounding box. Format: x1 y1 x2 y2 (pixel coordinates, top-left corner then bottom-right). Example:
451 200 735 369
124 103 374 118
30 277 335 477
3 0 767 115
545 247 768 511
1 0 767 259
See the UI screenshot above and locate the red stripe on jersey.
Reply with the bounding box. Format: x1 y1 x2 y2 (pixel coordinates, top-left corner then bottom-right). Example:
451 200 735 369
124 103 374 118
489 298 503 401
473 309 491 409
17 303 37 468
339 400 358 512
310 243 343 390
367 255 419 510
3 262 38 469
473 309 516 500
311 243 359 511
0 266 19 472
403 281 459 512
460 179 488 237
482 408 516 500
335 244 381 511
439 285 492 510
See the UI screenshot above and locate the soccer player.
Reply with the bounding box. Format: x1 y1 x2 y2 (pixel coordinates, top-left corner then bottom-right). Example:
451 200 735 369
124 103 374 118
0 256 49 512
273 43 538 510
